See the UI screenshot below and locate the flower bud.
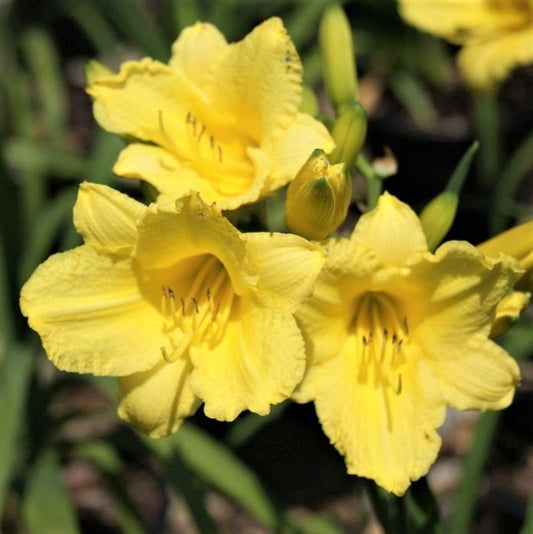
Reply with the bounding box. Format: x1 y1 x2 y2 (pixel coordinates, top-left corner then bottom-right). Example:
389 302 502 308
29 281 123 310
84 60 113 85
419 191 458 252
329 101 367 169
285 149 351 240
319 3 358 110
420 141 479 251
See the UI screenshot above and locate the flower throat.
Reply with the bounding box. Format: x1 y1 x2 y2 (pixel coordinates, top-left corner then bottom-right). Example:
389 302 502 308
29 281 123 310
350 291 409 395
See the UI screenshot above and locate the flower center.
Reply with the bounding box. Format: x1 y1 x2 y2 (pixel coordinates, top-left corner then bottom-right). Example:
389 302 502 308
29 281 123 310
157 107 255 198
350 292 409 395
159 254 236 362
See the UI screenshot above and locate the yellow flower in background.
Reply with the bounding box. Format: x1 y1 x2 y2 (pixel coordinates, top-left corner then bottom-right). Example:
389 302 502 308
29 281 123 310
285 149 351 241
87 18 334 210
20 183 324 438
398 0 533 90
294 193 522 495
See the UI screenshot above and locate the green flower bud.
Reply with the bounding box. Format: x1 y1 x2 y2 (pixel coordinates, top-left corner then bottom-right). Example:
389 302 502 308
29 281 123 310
285 149 351 240
419 191 458 251
420 141 479 251
319 3 358 110
84 60 113 85
329 101 367 169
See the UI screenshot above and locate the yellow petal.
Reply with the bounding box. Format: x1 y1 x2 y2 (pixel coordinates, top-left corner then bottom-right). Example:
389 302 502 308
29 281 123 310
114 143 262 210
118 359 201 438
88 58 201 150
169 22 227 86
306 339 444 495
408 241 522 351
73 182 145 255
244 232 324 311
352 192 428 266
20 247 164 376
490 290 531 338
458 25 533 90
264 113 336 191
190 305 306 421
206 18 302 142
428 333 519 411
135 194 253 295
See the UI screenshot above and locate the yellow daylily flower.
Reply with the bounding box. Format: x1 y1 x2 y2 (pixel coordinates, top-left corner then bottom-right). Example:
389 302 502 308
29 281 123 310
20 183 324 438
398 0 533 90
294 192 522 495
86 19 334 210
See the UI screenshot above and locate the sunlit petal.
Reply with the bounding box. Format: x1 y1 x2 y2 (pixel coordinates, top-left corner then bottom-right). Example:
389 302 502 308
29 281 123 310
20 247 163 376
118 359 201 438
352 192 428 266
73 182 144 255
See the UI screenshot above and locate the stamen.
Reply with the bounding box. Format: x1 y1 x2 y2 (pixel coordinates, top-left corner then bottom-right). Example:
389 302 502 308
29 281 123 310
396 374 403 395
197 124 206 142
403 316 409 334
191 297 199 314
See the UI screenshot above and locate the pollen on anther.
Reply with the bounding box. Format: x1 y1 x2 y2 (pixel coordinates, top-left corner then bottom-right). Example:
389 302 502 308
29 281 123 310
396 374 403 395
403 316 410 334
191 297 199 313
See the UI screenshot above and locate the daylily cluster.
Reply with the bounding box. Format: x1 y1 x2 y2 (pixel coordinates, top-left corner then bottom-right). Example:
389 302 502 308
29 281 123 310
20 15 529 497
398 0 533 91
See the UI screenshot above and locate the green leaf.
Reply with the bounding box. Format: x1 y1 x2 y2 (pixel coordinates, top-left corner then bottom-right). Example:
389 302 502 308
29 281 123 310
225 401 288 447
147 440 218 533
18 188 77 285
0 344 34 514
22 449 80 534
450 321 533 534
21 28 67 148
149 422 280 530
73 441 145 534
93 0 169 60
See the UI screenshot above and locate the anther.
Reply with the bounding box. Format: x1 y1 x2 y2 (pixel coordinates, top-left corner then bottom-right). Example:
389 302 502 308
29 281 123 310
207 288 211 301
392 333 398 344
160 346 172 363
217 145 223 162
396 374 403 395
180 297 186 314
209 135 215 149
396 339 403 353
383 328 388 341
403 316 409 334
211 302 220 321
168 287 175 300
191 297 199 314
197 124 205 142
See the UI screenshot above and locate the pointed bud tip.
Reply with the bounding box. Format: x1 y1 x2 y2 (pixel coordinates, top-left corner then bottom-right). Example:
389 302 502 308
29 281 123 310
286 151 351 240
84 60 113 86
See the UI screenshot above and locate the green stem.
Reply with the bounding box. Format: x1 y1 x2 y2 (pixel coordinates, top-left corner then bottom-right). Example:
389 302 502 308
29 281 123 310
490 128 533 234
356 154 382 209
473 91 500 189
450 412 499 534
